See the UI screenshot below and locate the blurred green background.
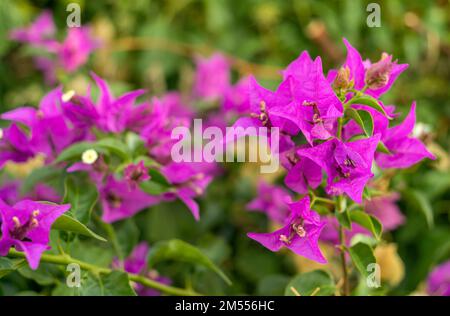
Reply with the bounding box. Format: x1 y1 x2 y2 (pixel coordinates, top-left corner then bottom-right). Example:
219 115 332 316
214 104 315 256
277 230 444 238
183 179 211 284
0 0 449 295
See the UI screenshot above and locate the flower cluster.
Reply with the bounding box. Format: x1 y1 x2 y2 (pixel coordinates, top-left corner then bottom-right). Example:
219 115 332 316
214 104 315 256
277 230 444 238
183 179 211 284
242 39 435 263
10 11 99 84
0 12 440 295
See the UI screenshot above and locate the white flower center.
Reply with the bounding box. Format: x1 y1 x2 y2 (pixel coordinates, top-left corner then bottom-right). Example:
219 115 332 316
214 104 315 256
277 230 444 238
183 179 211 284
82 149 98 165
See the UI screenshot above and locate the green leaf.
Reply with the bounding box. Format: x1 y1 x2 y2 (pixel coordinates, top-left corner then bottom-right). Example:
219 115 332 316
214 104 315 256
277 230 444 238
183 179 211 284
52 214 107 242
55 138 130 164
336 209 351 229
115 219 140 258
148 239 231 285
403 189 434 229
18 263 59 286
80 271 137 296
54 142 104 164
95 138 130 161
148 169 171 186
345 108 374 136
101 271 137 296
346 95 389 117
257 275 290 296
21 167 63 195
139 180 171 195
357 110 374 136
63 177 99 224
285 270 335 296
0 257 26 279
139 169 172 195
350 210 383 240
348 242 377 279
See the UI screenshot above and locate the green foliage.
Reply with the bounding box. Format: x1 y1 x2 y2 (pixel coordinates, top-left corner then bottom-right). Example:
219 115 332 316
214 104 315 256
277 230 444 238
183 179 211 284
285 270 336 296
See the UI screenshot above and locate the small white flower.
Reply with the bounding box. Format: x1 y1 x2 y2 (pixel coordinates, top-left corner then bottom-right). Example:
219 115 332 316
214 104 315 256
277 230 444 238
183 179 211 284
81 149 98 165
62 90 76 102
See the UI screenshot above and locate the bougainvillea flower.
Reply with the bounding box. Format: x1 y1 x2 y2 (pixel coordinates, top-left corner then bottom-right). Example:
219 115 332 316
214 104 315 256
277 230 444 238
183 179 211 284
99 176 161 223
341 38 408 98
375 103 435 169
161 161 218 220
9 11 56 47
227 76 300 153
140 97 192 163
283 51 343 144
223 76 251 115
58 27 99 73
62 73 146 134
112 242 171 296
298 135 380 203
124 160 150 190
91 73 147 133
281 146 323 194
239 76 300 133
246 180 293 225
10 12 98 80
248 196 327 263
0 199 70 269
364 192 405 231
2 88 81 162
194 53 231 100
0 124 34 168
427 260 450 296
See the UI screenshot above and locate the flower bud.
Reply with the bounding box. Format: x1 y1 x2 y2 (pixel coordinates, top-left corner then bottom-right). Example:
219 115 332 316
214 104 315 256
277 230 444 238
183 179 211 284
365 53 394 90
333 66 353 90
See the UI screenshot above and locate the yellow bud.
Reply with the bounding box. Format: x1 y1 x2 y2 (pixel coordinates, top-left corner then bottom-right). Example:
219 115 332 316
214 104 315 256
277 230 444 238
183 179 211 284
333 66 353 90
375 243 405 286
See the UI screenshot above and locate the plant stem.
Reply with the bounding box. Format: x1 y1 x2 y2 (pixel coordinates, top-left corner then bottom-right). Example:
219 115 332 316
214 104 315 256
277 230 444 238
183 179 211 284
338 224 350 296
337 117 344 139
313 197 336 205
7 249 201 296
336 195 350 296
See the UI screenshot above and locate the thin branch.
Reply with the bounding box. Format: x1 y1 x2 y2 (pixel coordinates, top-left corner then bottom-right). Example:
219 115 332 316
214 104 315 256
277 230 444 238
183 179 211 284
109 37 282 79
7 249 201 296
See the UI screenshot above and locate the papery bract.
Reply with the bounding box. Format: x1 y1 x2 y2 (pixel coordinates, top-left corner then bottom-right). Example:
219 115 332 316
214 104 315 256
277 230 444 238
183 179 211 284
0 199 70 269
194 53 231 101
100 176 160 223
297 135 380 203
375 103 435 169
427 260 450 296
248 196 327 263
